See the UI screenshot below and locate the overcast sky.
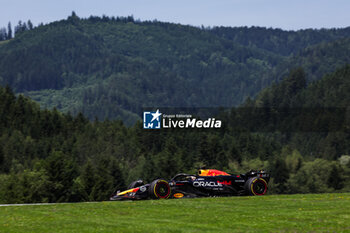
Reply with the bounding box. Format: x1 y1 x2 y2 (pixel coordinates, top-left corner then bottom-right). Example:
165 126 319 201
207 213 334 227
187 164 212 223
1 0 349 30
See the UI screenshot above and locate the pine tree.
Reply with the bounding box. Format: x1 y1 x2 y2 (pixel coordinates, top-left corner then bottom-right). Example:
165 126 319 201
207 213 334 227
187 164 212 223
44 151 78 202
328 164 344 190
91 156 114 201
271 157 289 193
27 20 33 30
0 27 7 41
14 20 22 35
7 22 12 39
109 159 126 191
80 160 96 200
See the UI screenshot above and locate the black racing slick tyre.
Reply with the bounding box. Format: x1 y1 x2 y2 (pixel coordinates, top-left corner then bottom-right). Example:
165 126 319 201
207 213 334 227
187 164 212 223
244 177 268 196
127 180 144 189
149 179 171 199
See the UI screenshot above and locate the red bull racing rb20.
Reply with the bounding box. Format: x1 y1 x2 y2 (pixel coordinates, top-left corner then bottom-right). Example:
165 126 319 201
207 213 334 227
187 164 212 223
110 169 270 200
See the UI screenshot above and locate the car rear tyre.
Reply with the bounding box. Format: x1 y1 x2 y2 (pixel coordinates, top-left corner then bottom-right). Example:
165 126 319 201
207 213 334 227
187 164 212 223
149 179 171 199
244 177 268 196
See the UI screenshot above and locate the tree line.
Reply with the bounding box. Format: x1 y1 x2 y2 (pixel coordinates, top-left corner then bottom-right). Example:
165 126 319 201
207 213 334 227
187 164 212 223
0 65 350 203
0 20 36 41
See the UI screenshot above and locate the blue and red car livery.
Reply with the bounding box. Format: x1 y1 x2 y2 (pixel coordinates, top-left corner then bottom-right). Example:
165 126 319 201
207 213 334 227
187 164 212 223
110 169 270 200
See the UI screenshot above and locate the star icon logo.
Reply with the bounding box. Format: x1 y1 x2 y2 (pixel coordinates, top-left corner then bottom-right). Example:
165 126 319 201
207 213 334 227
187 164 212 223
150 109 162 122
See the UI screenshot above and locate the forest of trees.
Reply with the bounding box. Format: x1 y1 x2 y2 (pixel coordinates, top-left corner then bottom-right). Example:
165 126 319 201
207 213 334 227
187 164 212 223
0 65 349 204
0 13 350 122
0 20 35 41
0 13 349 204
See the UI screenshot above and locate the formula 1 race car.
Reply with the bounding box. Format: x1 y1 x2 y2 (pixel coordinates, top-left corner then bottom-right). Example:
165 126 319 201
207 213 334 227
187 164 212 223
110 169 270 200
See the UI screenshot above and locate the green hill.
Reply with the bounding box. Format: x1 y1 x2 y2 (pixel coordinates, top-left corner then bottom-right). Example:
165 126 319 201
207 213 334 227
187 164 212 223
235 65 350 159
273 38 350 83
0 14 350 121
0 14 280 121
211 26 350 56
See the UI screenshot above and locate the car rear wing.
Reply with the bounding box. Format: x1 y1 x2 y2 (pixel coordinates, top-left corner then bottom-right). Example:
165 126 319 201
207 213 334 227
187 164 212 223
245 170 270 182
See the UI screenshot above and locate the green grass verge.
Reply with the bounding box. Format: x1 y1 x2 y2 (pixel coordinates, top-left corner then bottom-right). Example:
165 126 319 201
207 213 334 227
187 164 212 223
0 193 349 232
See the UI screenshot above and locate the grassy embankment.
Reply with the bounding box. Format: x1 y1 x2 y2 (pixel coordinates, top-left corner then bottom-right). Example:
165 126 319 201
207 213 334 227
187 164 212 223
0 193 349 232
